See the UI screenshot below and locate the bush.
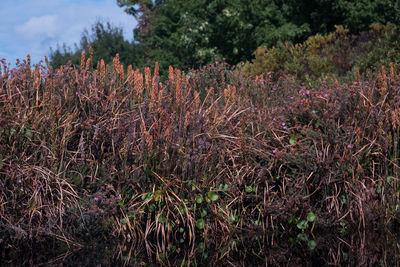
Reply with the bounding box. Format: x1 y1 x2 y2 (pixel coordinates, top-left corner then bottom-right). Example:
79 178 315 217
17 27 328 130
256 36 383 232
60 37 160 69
243 23 400 81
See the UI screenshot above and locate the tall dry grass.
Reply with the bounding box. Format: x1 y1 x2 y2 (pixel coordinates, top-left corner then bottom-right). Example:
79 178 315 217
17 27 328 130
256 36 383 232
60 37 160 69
1 53 399 249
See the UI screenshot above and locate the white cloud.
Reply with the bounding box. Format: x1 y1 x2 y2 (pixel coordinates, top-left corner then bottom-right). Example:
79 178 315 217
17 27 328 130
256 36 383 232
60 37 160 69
16 15 59 41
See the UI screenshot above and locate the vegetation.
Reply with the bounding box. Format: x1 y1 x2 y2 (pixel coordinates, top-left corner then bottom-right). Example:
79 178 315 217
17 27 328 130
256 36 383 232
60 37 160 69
244 22 400 81
50 21 137 70
1 44 400 252
117 0 399 69
2 0 400 264
51 0 400 74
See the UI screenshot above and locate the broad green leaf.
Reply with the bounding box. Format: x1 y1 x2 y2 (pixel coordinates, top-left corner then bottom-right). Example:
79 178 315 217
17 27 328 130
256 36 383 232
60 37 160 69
297 220 308 230
307 212 316 222
207 191 219 201
308 240 317 250
297 233 308 242
289 136 296 145
200 209 207 217
196 218 205 230
196 195 203 204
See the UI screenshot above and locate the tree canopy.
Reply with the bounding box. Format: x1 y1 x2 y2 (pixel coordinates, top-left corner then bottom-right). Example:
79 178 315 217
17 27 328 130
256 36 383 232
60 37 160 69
50 0 400 73
50 21 137 69
117 0 399 69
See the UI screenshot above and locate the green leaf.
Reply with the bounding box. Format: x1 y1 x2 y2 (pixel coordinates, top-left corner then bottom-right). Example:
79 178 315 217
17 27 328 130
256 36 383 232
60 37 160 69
179 205 186 215
197 242 205 252
340 195 347 204
289 136 296 145
200 209 207 217
207 191 219 201
296 220 308 230
117 200 124 207
121 218 128 224
158 215 167 223
308 240 317 250
141 193 153 201
196 195 203 204
196 218 205 230
387 176 394 183
306 212 316 222
297 233 308 242
218 183 228 190
245 186 253 193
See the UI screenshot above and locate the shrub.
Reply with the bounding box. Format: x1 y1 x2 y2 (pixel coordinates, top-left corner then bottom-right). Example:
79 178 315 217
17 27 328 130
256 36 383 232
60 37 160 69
243 23 400 81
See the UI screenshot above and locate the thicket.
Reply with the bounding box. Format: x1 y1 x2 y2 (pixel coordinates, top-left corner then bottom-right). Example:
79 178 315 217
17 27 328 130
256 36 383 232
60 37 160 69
244 23 400 81
1 49 400 250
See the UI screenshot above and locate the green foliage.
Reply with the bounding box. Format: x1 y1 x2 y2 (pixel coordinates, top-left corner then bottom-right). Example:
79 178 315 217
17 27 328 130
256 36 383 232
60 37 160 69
118 0 310 71
117 0 400 71
50 21 136 69
49 1 400 76
243 23 400 80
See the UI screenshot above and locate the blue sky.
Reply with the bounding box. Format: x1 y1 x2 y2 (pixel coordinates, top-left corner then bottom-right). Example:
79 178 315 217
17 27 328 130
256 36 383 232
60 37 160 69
0 0 137 66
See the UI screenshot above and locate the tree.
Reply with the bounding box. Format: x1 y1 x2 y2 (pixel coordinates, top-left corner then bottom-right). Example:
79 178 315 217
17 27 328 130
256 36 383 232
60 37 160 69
50 21 137 69
117 0 400 69
117 0 306 70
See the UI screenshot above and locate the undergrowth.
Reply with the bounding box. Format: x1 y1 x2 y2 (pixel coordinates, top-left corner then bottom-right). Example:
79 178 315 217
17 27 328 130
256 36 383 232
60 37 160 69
1 49 400 250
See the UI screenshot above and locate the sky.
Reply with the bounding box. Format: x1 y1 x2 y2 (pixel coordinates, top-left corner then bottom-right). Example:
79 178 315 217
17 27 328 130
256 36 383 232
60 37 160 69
0 0 137 66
